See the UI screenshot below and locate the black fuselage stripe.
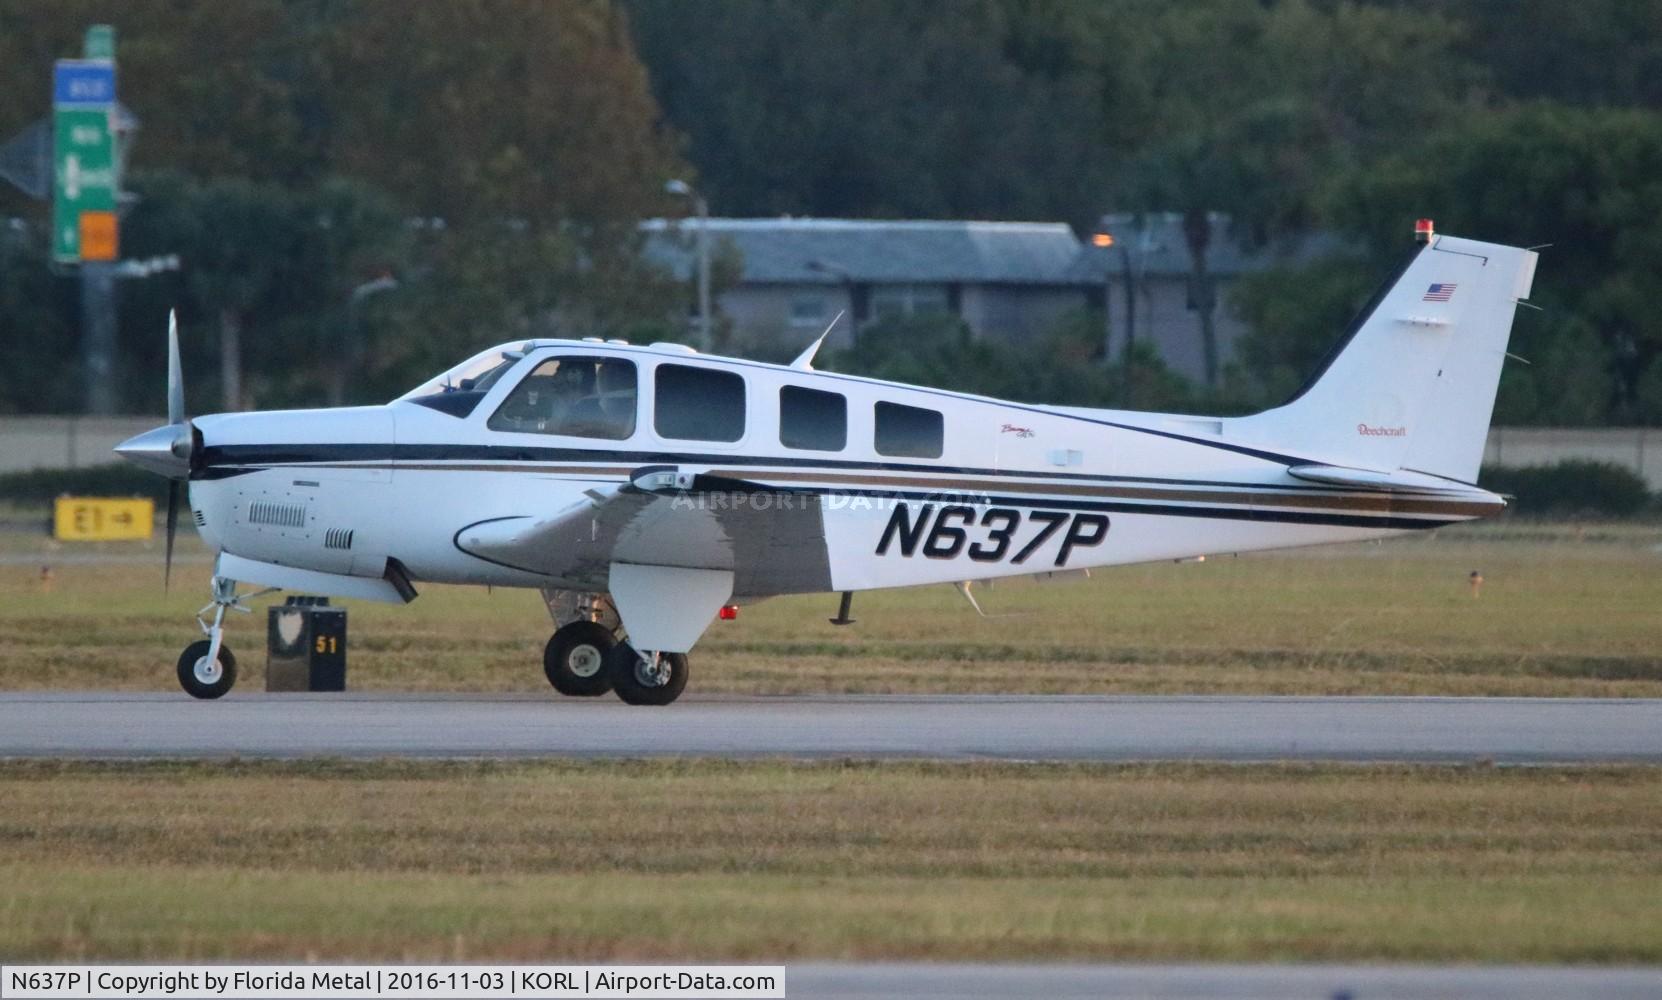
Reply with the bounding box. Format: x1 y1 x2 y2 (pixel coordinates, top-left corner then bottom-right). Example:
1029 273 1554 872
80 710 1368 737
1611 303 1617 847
197 443 1374 493
204 459 1456 529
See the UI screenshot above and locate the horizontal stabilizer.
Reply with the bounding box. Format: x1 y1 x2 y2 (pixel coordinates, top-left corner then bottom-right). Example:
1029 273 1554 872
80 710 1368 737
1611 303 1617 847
1288 464 1494 497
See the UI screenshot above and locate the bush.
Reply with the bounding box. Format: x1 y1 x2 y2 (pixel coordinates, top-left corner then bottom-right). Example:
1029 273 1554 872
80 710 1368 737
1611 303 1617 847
1478 460 1654 518
0 463 168 506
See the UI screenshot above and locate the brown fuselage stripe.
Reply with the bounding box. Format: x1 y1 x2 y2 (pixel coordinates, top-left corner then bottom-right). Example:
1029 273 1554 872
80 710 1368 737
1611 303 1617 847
282 460 1497 518
706 469 1500 518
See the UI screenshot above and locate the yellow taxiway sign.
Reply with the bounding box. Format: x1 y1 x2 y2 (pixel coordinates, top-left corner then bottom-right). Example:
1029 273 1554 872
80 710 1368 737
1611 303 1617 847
53 496 155 541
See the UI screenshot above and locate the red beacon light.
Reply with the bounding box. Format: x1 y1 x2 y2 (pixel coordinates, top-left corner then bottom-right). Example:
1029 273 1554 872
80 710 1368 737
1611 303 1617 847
1414 218 1435 244
718 604 739 621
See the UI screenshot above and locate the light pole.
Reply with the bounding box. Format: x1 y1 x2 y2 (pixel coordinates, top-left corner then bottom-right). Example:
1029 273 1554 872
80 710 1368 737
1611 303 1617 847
1094 216 1161 408
331 273 398 406
806 258 856 348
1089 231 1116 363
1093 216 1158 361
665 179 711 352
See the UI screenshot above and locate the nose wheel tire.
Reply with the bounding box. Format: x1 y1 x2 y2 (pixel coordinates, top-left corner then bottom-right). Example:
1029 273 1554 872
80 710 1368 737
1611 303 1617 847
607 642 689 706
177 640 237 699
544 621 617 697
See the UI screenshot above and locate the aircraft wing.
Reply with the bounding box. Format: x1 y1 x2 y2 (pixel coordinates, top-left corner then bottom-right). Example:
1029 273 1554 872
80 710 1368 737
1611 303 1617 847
453 465 833 597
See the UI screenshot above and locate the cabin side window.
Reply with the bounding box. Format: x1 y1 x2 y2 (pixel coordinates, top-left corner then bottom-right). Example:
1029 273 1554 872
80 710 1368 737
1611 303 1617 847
874 401 944 458
486 356 637 439
779 385 847 451
655 364 746 442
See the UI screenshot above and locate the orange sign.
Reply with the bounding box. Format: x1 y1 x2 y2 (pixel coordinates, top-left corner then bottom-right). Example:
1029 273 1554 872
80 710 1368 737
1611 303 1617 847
78 210 118 262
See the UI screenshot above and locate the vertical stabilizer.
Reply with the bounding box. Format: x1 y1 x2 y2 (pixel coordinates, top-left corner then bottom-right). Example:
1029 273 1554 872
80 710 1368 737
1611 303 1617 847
1235 231 1537 483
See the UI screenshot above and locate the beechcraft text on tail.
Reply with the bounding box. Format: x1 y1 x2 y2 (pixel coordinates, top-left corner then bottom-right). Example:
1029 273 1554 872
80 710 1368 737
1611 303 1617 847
117 221 1537 704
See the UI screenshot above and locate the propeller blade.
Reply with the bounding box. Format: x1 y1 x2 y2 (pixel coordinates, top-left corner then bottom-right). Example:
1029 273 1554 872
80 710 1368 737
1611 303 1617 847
164 479 180 592
167 310 185 426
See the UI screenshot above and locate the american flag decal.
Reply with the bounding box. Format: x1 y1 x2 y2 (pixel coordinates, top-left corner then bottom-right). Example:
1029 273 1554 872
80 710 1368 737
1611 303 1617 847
1424 283 1457 302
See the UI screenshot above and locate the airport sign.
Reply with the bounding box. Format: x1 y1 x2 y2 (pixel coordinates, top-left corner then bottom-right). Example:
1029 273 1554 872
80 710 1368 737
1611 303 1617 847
52 60 115 107
53 496 154 542
52 60 118 263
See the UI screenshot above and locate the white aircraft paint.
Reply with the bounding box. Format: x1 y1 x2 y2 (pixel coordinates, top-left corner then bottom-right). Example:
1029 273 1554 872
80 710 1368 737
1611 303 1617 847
119 230 1537 703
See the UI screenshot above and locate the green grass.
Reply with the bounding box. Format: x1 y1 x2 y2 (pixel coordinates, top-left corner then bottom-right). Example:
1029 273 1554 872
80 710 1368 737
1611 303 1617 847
3 522 1660 695
4 523 1657 964
3 759 1660 961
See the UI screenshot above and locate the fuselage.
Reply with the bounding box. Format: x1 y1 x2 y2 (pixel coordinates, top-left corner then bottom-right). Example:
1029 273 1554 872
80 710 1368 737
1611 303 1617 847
183 339 1502 601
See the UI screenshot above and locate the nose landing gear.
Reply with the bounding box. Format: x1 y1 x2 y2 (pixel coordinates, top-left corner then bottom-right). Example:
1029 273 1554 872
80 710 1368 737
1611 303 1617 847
177 639 237 700
175 576 275 699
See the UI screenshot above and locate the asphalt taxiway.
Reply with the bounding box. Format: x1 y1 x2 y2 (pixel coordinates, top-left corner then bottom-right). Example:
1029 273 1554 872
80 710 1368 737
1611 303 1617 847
1 692 1658 762
785 962 1662 998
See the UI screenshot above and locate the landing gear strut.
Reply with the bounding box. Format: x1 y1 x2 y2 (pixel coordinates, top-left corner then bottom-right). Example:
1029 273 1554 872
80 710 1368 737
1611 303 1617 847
176 576 274 699
540 589 621 697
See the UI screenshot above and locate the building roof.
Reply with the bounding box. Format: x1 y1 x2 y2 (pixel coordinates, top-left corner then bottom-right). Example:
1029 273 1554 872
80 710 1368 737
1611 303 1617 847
1068 212 1351 281
642 218 1096 286
643 215 1350 289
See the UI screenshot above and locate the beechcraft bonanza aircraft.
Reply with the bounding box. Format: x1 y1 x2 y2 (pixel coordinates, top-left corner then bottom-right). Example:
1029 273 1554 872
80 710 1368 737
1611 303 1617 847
117 222 1536 704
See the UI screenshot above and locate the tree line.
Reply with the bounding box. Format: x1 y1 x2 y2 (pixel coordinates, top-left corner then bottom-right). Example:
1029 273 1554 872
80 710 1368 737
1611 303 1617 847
2 0 1661 423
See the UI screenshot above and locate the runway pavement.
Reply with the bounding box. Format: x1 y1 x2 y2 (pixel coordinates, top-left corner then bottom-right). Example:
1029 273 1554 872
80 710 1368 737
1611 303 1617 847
2 692 1659 761
785 962 1662 998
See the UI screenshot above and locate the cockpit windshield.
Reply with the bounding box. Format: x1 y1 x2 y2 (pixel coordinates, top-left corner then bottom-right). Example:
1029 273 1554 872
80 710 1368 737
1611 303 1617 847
397 346 526 418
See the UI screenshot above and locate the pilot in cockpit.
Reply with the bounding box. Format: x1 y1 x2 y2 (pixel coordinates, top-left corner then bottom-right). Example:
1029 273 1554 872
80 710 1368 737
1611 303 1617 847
491 358 635 439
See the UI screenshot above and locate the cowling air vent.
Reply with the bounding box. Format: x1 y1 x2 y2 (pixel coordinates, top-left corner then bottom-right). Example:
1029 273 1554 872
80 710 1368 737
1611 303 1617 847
324 527 355 550
192 509 207 527
247 501 308 528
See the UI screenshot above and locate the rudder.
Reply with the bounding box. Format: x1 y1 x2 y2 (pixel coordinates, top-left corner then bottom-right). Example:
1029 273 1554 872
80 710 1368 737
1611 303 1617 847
1235 232 1537 483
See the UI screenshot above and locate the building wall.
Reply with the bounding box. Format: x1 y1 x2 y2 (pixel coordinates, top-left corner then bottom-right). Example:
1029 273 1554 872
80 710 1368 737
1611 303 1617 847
0 416 162 473
1105 275 1252 385
1482 427 1662 488
717 284 858 351
720 281 1090 352
960 285 1090 342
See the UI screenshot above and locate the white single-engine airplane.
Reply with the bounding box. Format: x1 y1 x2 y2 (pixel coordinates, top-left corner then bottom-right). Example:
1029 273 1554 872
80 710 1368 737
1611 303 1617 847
117 223 1535 704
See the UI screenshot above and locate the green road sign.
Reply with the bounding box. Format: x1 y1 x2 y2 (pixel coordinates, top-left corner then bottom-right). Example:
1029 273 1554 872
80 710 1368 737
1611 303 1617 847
85 25 116 61
52 55 118 264
52 106 117 261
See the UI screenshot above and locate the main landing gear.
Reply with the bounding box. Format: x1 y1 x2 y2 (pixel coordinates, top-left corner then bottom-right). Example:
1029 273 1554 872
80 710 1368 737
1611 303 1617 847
540 589 690 706
176 576 275 699
607 645 689 706
544 620 616 697
542 624 691 705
